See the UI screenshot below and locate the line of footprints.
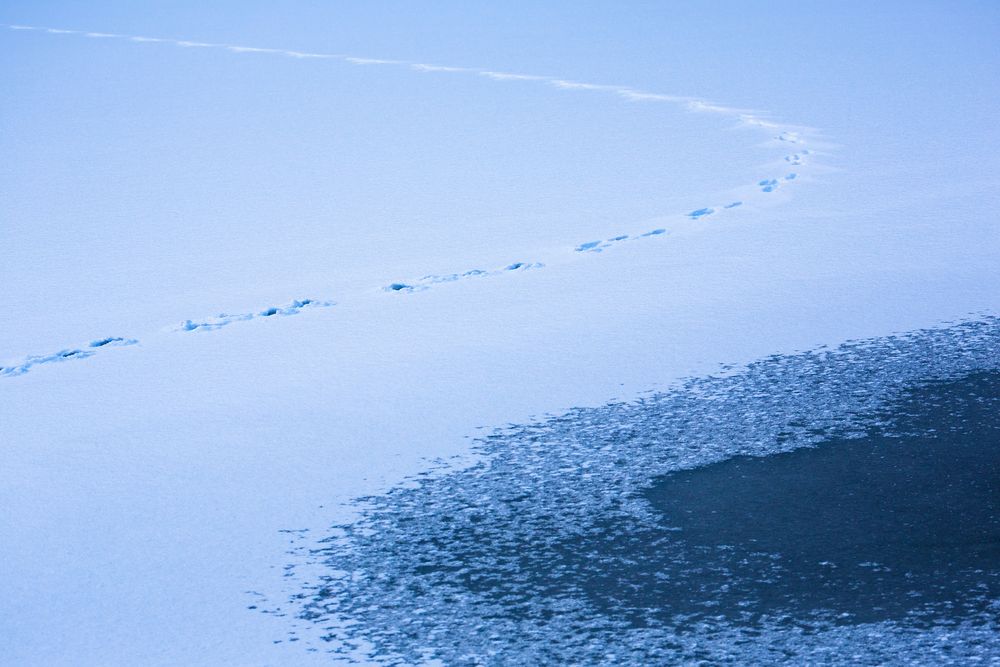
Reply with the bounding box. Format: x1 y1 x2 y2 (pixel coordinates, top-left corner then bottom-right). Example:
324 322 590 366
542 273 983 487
0 302 334 378
3 144 810 377
574 147 808 253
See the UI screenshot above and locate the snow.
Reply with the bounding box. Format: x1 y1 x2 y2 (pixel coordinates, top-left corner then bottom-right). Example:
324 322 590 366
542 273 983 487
2 4 999 665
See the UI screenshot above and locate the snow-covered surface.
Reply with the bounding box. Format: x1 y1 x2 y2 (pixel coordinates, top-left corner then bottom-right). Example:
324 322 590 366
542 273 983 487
2 4 999 665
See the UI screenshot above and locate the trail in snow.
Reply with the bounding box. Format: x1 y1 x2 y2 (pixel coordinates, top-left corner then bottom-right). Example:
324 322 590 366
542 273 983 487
381 260 544 294
178 299 336 333
1 24 831 377
0 337 138 378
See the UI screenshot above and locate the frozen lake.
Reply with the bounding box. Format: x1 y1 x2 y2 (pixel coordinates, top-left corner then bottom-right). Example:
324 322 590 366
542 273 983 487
288 318 1000 664
2 3 999 664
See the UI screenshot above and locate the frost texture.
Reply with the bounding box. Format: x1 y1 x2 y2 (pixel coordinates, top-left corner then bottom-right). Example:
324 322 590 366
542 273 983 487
281 316 1000 664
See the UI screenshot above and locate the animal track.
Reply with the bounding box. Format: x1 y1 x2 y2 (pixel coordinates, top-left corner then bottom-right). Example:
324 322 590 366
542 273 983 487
384 262 544 294
3 300 339 376
6 146 812 376
576 151 808 252
575 228 669 254
5 23 826 380
785 150 810 166
180 299 334 332
758 172 799 193
1 337 137 377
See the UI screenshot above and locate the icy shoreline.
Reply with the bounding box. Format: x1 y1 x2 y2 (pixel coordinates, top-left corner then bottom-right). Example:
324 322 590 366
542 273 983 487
284 316 1000 664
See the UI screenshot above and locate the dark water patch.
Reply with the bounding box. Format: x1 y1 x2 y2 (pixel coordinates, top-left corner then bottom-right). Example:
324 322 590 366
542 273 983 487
578 371 1000 629
277 316 1000 664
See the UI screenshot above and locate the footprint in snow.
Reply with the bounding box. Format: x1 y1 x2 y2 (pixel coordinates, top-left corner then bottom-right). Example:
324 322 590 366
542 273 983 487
1 337 138 377
785 150 811 166
576 229 666 253
575 240 603 252
180 298 334 332
759 178 780 193
384 261 543 294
